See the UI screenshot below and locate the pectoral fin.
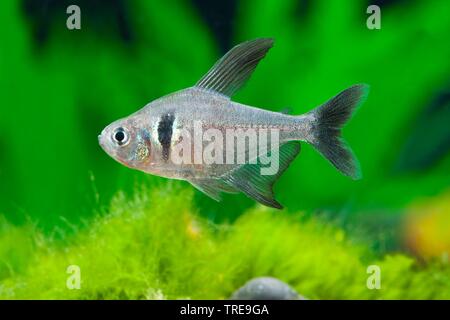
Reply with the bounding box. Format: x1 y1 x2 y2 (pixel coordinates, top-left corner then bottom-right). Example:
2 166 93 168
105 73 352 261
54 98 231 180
195 38 274 97
220 142 301 209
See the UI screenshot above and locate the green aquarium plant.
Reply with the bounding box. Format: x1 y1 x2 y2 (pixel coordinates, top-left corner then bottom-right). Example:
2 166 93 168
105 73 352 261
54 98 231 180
0 185 448 300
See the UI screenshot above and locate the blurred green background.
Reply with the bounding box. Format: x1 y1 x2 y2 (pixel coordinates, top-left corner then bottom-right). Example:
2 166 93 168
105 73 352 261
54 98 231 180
0 0 449 276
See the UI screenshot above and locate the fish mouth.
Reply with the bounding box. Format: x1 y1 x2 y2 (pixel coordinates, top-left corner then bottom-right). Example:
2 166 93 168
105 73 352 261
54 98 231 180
98 134 106 151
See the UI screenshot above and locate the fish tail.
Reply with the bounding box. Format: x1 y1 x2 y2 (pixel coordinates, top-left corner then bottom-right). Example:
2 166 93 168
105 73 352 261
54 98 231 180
307 84 369 180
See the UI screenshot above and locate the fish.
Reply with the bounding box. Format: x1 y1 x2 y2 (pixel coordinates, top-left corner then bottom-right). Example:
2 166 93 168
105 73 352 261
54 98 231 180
98 38 369 209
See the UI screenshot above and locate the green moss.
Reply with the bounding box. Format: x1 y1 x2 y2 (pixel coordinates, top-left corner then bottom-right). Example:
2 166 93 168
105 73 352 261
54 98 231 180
0 185 449 299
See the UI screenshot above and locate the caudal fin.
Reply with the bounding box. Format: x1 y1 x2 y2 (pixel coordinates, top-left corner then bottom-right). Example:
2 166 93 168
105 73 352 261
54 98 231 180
309 84 369 180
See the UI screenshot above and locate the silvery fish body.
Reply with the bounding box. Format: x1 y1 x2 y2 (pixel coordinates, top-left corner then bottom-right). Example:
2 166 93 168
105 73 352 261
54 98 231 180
99 38 369 208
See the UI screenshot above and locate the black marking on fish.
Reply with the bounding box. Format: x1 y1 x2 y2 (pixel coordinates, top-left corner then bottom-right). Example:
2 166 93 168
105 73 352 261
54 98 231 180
157 113 175 161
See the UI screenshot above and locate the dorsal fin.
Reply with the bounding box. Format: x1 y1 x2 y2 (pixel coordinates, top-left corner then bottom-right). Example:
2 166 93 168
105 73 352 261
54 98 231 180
195 38 274 97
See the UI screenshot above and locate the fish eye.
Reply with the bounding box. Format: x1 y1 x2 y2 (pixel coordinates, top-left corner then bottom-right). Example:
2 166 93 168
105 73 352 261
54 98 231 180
112 127 129 146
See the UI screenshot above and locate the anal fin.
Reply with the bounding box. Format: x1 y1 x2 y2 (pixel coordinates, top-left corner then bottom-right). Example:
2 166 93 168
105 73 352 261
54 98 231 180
189 178 238 202
220 142 301 209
